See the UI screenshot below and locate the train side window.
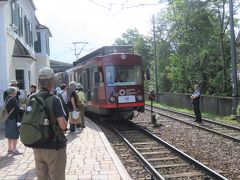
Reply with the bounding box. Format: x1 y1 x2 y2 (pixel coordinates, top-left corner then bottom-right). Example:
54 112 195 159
98 67 104 83
93 67 104 87
94 72 100 83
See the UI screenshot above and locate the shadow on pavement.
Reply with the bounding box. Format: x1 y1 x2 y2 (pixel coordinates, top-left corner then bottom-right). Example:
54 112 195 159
0 154 14 169
65 128 84 144
18 168 36 180
0 129 5 141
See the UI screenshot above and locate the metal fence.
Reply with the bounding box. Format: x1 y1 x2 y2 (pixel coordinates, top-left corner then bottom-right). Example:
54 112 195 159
155 92 234 116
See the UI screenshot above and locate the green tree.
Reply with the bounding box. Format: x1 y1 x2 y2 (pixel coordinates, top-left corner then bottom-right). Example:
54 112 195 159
114 28 152 74
156 0 239 95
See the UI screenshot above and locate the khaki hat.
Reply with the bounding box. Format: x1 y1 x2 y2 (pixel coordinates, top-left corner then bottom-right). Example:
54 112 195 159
69 81 76 87
10 80 18 85
38 67 55 79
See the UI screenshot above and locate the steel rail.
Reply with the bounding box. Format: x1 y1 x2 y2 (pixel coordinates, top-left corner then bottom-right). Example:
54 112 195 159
145 104 240 131
145 106 240 143
128 121 228 180
109 125 165 180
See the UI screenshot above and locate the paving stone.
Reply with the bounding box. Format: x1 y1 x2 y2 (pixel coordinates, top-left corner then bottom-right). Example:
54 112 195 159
0 118 131 179
92 174 108 180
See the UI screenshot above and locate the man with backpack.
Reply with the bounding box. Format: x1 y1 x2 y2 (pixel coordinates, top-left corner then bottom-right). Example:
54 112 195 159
20 67 67 180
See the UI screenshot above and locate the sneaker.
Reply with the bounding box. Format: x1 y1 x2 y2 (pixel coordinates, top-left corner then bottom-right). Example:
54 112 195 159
76 124 81 128
7 150 13 154
12 150 22 156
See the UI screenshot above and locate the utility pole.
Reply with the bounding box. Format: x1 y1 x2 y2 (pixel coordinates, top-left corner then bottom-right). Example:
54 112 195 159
153 15 158 99
72 42 88 59
229 0 238 116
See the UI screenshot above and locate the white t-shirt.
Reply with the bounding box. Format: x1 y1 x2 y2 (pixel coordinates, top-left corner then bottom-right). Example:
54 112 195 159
58 90 67 104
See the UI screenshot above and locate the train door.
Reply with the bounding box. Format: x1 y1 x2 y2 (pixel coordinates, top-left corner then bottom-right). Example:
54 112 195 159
86 69 91 101
92 67 99 104
82 70 88 101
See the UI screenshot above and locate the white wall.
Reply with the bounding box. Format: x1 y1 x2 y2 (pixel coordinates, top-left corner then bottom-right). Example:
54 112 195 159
0 0 51 107
0 2 9 93
11 0 37 57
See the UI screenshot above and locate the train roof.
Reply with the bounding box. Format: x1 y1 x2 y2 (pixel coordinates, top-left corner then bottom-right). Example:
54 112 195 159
73 45 134 66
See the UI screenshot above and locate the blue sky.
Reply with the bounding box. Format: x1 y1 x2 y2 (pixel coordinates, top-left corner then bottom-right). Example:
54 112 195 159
33 0 164 64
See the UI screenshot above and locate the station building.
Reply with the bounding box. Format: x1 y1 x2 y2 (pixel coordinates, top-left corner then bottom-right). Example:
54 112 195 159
0 0 51 106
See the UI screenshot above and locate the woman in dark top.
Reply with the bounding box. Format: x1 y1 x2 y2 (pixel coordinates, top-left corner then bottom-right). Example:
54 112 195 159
5 87 23 155
27 84 37 98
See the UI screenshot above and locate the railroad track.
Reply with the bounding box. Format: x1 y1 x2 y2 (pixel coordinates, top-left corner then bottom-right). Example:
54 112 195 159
108 121 227 180
145 105 240 143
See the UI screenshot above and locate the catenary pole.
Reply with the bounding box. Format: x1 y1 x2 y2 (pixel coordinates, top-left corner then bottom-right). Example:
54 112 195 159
229 0 238 115
72 42 88 59
153 15 158 98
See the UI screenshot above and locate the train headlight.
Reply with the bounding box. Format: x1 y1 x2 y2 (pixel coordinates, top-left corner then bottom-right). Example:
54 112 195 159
137 95 143 101
109 96 116 103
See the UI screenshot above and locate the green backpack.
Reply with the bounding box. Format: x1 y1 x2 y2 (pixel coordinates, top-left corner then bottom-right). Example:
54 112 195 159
20 93 55 147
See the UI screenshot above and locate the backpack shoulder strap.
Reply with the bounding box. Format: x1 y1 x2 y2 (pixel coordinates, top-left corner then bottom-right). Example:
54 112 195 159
5 97 14 106
30 93 53 117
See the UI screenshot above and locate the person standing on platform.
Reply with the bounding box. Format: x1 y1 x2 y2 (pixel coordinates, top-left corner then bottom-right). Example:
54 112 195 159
58 84 68 120
76 83 86 128
27 84 37 98
3 80 21 103
5 87 23 155
32 67 67 180
191 84 202 123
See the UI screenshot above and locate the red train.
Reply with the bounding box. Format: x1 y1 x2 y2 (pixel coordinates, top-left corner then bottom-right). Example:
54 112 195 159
66 46 145 120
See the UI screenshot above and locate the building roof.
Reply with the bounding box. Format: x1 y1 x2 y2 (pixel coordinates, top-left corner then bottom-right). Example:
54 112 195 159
50 60 73 73
73 45 134 66
12 39 36 61
36 24 52 37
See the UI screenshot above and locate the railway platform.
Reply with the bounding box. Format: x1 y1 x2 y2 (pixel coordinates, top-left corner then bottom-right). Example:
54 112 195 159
0 118 131 180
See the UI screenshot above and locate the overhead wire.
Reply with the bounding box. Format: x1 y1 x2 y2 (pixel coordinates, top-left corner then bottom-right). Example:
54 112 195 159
87 0 112 10
121 3 161 9
51 45 74 60
73 0 163 58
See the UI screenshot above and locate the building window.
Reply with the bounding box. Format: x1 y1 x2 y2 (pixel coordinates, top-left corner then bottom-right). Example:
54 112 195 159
11 1 20 34
24 16 33 46
24 16 29 44
16 69 25 89
19 7 23 36
34 32 41 53
46 34 50 55
11 1 32 45
29 23 33 47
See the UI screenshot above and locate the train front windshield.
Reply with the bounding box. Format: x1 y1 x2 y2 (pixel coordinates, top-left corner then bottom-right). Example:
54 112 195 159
105 65 142 86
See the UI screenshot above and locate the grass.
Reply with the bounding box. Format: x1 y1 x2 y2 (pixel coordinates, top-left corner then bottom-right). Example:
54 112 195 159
145 100 240 126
